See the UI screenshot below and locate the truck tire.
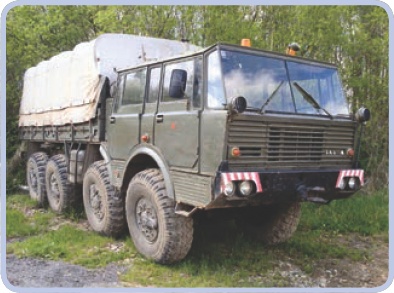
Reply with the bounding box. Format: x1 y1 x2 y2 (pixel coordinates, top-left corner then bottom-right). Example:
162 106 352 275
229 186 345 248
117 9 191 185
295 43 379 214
126 169 193 264
26 152 48 206
83 161 125 237
45 154 76 213
240 202 301 245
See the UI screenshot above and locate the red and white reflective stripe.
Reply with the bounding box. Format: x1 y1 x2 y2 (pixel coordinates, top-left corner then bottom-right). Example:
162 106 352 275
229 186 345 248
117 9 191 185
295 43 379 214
336 169 364 188
221 172 263 193
251 172 262 192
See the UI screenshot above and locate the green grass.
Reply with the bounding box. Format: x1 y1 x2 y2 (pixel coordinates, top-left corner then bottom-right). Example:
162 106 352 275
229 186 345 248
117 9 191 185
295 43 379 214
121 226 281 287
6 194 54 238
6 193 40 208
6 190 388 287
7 225 137 268
120 219 369 287
6 209 52 238
299 188 388 236
121 190 389 287
6 195 136 268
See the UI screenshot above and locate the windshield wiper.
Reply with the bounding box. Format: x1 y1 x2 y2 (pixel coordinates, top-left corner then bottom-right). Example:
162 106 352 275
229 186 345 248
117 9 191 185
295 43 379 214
293 82 333 119
260 81 284 113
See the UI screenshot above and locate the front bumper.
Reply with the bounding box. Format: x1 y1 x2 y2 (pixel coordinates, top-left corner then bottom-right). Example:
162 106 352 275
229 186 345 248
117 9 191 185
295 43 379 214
212 169 364 207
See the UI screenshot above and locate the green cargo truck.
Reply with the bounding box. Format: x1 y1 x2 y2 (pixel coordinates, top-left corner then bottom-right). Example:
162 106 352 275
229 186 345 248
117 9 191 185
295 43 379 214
19 34 370 264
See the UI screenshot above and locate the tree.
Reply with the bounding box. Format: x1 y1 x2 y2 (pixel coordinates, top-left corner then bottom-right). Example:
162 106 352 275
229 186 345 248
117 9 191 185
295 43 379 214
6 5 389 191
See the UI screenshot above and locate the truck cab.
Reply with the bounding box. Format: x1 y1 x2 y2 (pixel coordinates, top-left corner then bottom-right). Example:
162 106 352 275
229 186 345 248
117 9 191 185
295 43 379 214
107 43 366 210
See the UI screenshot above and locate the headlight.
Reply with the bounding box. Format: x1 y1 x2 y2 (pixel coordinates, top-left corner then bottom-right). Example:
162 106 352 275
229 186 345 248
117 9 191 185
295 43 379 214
239 181 253 196
348 177 359 190
338 179 347 190
224 182 235 196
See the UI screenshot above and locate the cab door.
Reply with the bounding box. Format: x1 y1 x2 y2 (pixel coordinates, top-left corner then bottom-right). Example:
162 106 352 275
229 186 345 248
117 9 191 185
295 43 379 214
140 66 162 144
107 68 147 160
154 57 203 170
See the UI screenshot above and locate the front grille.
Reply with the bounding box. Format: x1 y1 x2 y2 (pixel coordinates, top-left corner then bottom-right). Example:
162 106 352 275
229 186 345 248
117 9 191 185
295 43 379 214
228 116 356 169
268 126 324 161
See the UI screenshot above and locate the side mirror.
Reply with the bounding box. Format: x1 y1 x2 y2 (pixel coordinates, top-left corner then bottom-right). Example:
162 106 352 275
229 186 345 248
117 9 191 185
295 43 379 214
169 69 187 99
229 96 247 114
355 107 371 122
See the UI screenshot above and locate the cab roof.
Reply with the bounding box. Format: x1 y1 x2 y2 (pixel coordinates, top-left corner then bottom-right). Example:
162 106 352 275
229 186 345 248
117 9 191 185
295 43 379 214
117 42 338 73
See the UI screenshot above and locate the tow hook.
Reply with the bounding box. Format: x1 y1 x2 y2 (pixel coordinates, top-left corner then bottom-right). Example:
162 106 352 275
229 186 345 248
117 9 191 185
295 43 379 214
296 184 308 201
296 184 330 204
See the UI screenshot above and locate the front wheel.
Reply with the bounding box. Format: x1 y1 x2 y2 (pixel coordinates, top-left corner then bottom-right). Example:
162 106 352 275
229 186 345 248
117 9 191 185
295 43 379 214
126 169 193 264
239 202 301 245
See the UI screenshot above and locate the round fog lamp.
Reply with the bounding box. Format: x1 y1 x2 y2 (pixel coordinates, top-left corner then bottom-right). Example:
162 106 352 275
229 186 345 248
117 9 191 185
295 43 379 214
348 177 358 190
224 182 235 196
239 181 253 196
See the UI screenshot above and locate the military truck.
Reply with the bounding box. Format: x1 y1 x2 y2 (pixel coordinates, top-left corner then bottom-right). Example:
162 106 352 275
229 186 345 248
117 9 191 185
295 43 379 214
19 34 370 264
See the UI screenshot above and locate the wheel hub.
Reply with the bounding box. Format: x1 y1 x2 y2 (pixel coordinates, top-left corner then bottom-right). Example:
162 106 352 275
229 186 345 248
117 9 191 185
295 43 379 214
89 184 104 220
136 198 158 242
28 166 38 191
49 173 60 203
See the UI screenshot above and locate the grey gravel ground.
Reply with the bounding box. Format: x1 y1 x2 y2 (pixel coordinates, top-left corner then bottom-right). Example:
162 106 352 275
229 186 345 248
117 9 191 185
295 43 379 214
5 254 128 288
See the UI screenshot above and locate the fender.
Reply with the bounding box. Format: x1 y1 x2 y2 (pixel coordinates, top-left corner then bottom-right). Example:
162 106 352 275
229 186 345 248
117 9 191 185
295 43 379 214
121 144 175 200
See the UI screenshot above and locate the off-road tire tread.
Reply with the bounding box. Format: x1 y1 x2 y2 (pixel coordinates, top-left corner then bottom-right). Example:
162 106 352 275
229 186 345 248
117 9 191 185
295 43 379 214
260 202 301 245
27 152 48 206
46 154 77 213
83 161 125 237
127 168 193 264
241 202 301 245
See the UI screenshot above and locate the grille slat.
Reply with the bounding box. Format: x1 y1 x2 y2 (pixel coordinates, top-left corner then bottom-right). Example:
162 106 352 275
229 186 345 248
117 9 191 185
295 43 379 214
267 125 324 162
228 117 356 169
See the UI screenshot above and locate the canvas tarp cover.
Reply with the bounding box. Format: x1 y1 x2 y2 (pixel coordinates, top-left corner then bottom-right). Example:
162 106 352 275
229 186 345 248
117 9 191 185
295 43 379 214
19 34 201 127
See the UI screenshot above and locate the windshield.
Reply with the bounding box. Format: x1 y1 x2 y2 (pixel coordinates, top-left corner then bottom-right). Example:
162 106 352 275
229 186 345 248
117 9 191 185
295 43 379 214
216 49 349 116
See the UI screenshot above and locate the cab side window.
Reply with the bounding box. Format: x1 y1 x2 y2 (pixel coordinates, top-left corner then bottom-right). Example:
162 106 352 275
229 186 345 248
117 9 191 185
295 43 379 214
207 51 226 109
121 68 147 106
162 58 202 108
147 67 161 104
114 74 125 112
193 58 203 108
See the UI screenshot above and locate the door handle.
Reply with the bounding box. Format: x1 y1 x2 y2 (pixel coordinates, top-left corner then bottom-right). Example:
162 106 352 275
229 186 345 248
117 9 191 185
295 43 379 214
110 116 116 124
156 115 164 123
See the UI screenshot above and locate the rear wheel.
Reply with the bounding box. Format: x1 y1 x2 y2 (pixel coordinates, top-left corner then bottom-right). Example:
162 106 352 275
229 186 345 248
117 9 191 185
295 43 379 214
83 161 125 237
26 152 48 206
239 202 301 244
126 169 193 264
45 154 76 213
